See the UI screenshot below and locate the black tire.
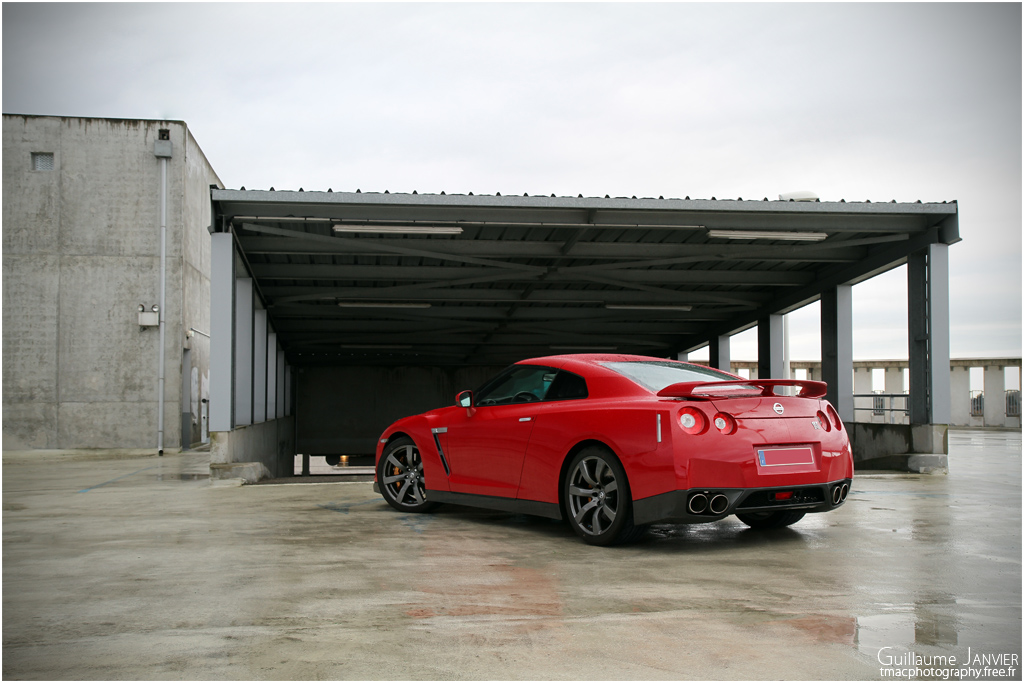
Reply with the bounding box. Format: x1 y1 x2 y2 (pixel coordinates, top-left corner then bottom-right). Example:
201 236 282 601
563 447 647 546
377 437 438 514
736 510 806 529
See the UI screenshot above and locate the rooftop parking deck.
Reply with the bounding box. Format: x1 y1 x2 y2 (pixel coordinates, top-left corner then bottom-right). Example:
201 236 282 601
3 430 1020 679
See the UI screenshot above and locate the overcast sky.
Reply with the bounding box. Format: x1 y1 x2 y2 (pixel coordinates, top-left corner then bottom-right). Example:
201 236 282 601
4 2 1021 362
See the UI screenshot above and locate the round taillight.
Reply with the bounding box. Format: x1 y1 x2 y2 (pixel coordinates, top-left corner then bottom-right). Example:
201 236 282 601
816 410 832 432
679 407 707 435
712 412 736 435
826 404 843 431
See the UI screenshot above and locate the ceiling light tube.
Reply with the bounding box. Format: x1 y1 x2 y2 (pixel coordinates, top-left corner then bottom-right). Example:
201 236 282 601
707 230 828 241
337 302 432 309
234 216 332 222
605 304 693 312
332 224 463 235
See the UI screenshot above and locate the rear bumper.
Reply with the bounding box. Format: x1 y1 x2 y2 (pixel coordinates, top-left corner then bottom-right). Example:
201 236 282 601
632 478 852 526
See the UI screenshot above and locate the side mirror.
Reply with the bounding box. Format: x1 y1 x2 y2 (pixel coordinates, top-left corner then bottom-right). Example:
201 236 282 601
456 390 473 408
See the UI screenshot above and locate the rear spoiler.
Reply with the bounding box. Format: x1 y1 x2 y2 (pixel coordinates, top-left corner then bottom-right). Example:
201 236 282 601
656 379 828 399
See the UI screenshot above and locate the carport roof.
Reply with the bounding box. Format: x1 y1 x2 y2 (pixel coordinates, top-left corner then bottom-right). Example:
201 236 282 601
211 189 959 367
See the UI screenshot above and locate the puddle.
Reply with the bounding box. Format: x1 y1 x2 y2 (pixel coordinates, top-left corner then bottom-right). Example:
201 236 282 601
856 602 959 656
857 613 917 654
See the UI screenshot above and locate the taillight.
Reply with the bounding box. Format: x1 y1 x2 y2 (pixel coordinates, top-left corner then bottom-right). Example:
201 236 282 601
816 410 832 432
826 404 843 431
712 412 737 435
679 407 708 435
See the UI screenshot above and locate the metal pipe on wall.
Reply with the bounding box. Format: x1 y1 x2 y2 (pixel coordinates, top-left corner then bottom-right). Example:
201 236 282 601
157 154 167 455
154 130 172 455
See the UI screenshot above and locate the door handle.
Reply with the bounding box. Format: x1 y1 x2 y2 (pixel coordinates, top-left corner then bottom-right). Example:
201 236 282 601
519 417 533 422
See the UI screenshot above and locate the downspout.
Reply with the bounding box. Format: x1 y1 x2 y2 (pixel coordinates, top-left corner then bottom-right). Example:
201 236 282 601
155 130 173 455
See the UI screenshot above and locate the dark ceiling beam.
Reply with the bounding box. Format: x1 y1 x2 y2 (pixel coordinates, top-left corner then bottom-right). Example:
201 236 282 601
286 333 671 349
264 286 767 306
248 263 814 286
237 236 866 262
272 321 704 339
268 303 736 323
567 271 760 306
558 234 909 273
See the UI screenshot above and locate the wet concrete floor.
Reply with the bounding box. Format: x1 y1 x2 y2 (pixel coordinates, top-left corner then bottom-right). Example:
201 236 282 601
3 430 1020 680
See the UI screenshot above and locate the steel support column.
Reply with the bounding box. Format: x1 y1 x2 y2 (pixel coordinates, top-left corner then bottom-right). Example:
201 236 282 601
253 308 267 424
209 233 235 432
758 315 785 379
267 332 278 419
276 347 286 419
709 335 731 373
234 278 254 427
821 285 854 423
909 244 951 425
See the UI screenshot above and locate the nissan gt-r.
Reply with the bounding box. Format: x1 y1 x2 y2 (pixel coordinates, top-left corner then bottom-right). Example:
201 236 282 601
373 354 853 546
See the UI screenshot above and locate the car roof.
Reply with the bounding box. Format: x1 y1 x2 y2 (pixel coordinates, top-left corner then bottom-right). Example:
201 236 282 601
517 353 699 374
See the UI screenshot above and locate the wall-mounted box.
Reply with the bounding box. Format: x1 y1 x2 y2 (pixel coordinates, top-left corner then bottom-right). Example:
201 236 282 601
138 311 159 327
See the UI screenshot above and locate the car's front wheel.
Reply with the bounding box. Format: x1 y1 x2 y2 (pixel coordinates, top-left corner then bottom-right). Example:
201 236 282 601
736 510 805 529
564 447 647 546
378 437 438 513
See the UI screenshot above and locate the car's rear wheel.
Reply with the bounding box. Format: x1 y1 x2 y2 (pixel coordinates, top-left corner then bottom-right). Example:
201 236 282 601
564 447 647 546
736 510 805 529
378 437 438 513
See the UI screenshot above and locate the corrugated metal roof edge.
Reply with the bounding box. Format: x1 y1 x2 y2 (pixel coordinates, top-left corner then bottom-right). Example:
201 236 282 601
212 188 957 215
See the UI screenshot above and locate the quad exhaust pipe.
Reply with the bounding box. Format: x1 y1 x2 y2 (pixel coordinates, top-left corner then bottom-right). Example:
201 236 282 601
687 492 730 515
832 483 849 505
709 494 729 514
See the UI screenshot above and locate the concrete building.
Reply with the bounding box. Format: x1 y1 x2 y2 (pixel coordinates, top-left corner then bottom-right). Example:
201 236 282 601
3 115 222 451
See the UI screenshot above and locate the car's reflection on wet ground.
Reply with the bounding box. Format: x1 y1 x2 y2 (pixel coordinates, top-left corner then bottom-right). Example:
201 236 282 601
3 430 1020 680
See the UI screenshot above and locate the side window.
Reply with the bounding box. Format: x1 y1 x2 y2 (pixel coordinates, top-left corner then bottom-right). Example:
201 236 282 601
546 370 589 401
476 366 557 406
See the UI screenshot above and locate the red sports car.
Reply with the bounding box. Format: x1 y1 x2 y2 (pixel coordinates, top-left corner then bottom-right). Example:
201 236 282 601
373 354 853 546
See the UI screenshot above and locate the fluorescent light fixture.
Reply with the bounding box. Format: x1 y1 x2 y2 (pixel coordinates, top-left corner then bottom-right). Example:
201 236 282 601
337 302 431 309
550 345 618 351
605 304 693 312
707 230 828 241
333 224 463 235
234 216 332 222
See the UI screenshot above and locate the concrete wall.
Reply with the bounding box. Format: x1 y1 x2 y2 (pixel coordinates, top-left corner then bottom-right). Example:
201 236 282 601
211 416 295 481
2 115 222 450
296 365 505 455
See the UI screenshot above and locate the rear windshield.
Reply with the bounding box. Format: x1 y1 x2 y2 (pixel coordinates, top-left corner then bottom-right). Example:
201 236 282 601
601 360 736 393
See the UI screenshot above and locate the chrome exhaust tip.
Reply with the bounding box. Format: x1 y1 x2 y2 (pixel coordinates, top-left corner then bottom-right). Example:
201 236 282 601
688 493 708 514
709 494 729 515
840 483 849 501
832 486 843 505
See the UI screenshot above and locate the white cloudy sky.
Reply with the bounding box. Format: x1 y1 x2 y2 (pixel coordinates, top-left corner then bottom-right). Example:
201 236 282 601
4 2 1021 361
